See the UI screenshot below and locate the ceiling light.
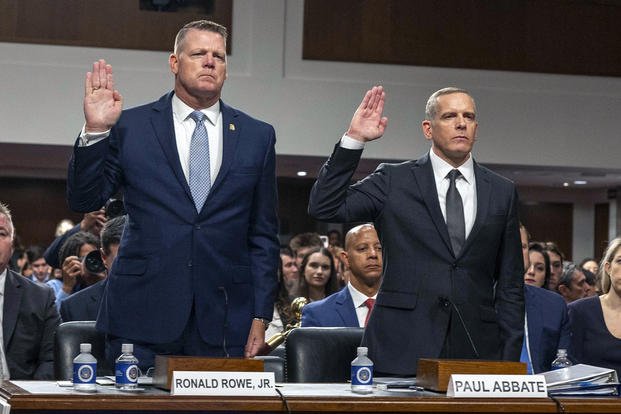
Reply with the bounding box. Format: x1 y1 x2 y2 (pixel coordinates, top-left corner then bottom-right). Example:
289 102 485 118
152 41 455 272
296 171 307 177
573 180 587 185
563 182 569 187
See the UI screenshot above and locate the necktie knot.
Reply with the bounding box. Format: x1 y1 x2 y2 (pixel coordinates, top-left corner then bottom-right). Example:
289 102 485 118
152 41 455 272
447 169 461 183
190 110 206 124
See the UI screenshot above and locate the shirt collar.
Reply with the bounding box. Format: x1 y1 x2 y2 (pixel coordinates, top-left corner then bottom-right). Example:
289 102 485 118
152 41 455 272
428 147 475 184
172 94 220 126
347 282 377 308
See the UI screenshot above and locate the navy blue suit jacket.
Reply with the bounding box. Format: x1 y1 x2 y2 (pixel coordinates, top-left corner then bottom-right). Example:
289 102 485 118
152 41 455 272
524 285 570 373
309 147 524 375
60 280 106 322
67 93 279 352
4 270 60 379
301 287 360 328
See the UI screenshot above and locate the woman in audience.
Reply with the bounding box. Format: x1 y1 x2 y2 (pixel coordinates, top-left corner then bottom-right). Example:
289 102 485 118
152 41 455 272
579 257 599 275
265 251 297 339
524 243 551 289
298 247 339 302
542 241 564 291
568 238 621 376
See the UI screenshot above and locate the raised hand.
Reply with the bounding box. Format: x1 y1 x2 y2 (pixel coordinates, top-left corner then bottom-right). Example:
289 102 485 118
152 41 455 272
346 85 389 142
83 59 123 132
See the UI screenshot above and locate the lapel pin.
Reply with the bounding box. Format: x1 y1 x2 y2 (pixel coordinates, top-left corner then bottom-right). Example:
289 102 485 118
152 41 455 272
229 123 235 131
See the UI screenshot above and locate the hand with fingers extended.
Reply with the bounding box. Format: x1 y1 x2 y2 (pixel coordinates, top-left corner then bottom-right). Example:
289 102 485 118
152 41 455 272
346 85 389 142
84 59 123 133
80 209 106 236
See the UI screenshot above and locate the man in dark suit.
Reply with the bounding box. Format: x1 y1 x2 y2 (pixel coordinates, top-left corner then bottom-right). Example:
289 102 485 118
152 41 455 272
66 20 279 370
302 224 382 328
0 202 60 379
309 86 524 375
60 215 125 322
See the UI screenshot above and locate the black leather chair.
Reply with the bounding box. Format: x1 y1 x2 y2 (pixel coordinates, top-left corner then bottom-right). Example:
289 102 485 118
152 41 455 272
284 327 364 382
54 321 111 380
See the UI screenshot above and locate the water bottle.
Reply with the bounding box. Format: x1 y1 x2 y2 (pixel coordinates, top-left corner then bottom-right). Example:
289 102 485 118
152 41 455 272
551 349 572 370
73 343 97 392
115 343 140 389
351 346 373 394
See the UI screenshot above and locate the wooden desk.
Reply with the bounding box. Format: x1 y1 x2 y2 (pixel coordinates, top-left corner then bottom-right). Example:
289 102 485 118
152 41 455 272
0 380 619 413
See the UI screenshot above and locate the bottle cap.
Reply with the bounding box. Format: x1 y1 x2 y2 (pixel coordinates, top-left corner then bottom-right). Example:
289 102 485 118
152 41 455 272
79 343 92 353
121 343 133 353
357 346 368 355
557 348 567 356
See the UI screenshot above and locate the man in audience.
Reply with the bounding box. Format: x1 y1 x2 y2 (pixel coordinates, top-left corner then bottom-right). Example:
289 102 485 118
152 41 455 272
289 232 323 268
519 224 570 374
48 231 103 309
60 215 125 322
301 224 382 327
557 264 589 303
26 245 51 284
280 246 300 300
0 202 60 379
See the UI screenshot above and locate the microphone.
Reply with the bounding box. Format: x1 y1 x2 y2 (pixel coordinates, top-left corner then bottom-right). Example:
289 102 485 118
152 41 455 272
218 286 230 357
439 296 480 358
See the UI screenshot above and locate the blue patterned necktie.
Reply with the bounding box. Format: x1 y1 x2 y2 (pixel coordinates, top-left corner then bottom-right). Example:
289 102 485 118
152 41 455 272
188 110 211 212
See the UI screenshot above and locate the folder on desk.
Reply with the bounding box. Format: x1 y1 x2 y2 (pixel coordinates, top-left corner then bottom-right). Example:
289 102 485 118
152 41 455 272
542 364 619 396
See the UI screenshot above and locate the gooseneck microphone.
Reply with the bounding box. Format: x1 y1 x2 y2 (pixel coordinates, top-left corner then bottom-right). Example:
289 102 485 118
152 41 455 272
218 286 230 357
439 296 480 358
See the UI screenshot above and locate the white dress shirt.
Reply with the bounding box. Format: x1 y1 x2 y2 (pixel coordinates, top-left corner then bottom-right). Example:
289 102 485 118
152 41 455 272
347 282 378 328
0 269 10 379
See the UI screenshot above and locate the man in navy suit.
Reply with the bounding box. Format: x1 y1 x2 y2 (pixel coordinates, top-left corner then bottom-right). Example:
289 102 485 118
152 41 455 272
309 86 524 375
67 20 279 370
301 224 382 327
60 215 125 322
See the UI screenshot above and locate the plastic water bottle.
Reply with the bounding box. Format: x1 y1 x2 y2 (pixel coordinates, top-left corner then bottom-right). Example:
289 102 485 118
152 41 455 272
551 349 572 370
73 343 97 392
351 346 373 394
115 343 140 389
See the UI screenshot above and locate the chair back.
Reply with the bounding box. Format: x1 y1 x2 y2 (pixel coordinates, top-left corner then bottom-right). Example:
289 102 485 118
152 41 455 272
285 327 364 382
54 321 110 380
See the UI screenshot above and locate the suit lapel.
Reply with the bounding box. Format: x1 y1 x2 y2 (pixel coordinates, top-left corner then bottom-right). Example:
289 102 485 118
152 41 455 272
209 101 239 196
524 286 541 369
3 271 23 347
335 288 359 327
461 162 491 256
151 93 194 204
411 154 453 254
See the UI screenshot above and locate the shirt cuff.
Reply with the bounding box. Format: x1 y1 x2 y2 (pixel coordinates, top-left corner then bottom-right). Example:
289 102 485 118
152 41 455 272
339 134 365 150
78 125 111 147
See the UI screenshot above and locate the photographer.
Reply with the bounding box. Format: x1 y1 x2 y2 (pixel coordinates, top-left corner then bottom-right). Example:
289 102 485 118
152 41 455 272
60 215 126 322
47 231 103 310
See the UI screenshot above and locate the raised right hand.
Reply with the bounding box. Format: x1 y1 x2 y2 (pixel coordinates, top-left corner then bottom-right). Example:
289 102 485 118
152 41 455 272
345 85 389 142
83 59 123 132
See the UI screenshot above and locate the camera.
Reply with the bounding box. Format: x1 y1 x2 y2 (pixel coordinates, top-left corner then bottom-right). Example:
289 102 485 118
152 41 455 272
105 198 125 219
83 250 106 274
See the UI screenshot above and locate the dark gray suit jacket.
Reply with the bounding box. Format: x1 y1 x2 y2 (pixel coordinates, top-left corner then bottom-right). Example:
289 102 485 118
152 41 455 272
309 146 524 375
3 269 60 379
60 280 105 322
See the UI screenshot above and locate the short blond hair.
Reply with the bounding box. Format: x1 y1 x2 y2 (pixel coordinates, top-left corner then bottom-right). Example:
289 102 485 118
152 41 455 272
0 202 14 238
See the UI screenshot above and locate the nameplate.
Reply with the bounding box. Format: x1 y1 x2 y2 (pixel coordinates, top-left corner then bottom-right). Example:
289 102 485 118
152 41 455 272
171 371 276 396
447 374 547 398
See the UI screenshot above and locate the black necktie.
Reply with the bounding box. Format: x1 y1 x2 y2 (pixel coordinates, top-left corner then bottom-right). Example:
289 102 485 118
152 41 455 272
446 169 465 256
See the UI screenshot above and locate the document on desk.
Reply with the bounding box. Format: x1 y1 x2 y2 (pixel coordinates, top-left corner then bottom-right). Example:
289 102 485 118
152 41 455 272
542 364 619 396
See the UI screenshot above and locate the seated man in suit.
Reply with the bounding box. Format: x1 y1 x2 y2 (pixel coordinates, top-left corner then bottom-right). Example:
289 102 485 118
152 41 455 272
519 224 570 374
60 215 125 322
0 202 60 379
302 224 382 327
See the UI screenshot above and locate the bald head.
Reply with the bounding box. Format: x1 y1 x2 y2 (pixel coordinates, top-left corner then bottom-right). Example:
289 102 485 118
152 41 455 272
344 224 376 250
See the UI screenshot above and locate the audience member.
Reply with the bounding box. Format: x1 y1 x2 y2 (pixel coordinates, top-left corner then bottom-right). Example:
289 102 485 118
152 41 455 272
327 229 342 248
579 257 599 275
289 232 323 268
0 202 60 380
519 224 570 374
25 245 51 284
302 224 382 327
569 237 621 377
265 254 297 339
48 231 103 309
279 246 300 300
524 243 550 289
298 247 339 302
542 242 564 291
581 268 599 297
60 215 125 322
557 264 588 303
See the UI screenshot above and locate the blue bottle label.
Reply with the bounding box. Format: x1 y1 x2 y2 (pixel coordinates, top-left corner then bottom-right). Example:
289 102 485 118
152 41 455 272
115 362 139 385
351 365 373 385
73 363 97 384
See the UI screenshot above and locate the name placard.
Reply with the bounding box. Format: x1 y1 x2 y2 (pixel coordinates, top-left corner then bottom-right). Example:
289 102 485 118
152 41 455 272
171 371 276 396
447 374 547 398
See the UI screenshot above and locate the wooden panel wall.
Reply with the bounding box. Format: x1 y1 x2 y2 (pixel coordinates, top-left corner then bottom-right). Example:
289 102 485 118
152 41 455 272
519 202 573 261
303 0 621 77
594 202 610 260
0 0 232 52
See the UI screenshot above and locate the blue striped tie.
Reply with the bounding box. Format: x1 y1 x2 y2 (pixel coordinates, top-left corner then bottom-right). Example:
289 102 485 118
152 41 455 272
188 111 211 212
